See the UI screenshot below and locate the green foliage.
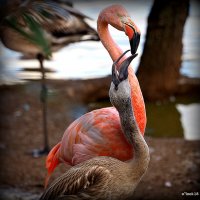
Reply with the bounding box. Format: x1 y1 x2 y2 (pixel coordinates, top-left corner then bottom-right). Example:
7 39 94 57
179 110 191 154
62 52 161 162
5 13 52 58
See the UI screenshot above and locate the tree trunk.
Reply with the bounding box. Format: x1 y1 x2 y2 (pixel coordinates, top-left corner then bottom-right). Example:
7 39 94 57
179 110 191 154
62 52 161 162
137 0 189 101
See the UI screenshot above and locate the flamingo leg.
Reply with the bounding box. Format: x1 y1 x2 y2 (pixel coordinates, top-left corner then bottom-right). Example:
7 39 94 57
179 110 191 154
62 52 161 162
31 54 50 157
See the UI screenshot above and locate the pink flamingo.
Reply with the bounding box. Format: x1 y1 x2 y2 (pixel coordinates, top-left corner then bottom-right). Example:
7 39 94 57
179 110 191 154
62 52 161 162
45 4 146 185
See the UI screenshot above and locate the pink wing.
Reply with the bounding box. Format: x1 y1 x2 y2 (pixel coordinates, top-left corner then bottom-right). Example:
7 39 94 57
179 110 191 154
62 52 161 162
58 107 133 165
46 105 145 182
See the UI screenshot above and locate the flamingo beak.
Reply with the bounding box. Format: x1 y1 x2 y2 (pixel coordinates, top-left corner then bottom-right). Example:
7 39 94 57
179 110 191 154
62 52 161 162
112 52 137 90
124 23 140 55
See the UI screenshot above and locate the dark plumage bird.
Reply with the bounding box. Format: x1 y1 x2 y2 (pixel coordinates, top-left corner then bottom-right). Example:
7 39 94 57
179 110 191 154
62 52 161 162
0 0 99 156
0 0 99 56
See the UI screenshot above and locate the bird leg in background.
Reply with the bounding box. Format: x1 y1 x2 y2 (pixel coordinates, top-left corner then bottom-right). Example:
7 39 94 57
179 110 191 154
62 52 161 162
31 54 50 157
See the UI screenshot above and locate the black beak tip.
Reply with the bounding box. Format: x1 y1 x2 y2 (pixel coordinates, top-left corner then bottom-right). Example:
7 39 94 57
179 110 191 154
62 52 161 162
130 32 140 55
112 51 138 89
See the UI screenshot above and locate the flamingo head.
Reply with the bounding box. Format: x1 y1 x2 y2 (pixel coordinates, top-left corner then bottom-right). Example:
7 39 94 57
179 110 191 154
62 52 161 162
108 5 141 54
109 50 137 109
97 4 140 55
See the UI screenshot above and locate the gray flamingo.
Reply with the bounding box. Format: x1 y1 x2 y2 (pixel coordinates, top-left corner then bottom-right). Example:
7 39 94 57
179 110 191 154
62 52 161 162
39 51 150 200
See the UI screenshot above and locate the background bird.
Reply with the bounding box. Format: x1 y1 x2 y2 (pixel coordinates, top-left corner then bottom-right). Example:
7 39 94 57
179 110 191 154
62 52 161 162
45 4 146 186
0 0 99 156
0 0 99 56
39 52 150 200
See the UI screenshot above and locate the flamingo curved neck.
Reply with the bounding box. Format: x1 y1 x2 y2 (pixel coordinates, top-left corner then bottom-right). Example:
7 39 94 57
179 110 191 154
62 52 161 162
97 12 125 67
97 5 147 135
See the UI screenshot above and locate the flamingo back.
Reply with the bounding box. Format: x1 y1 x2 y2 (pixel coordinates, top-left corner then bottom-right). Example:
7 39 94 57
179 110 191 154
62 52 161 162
59 107 133 166
45 100 145 182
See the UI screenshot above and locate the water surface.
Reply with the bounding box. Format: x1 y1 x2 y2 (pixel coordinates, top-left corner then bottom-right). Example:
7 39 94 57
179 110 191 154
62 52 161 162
0 0 199 83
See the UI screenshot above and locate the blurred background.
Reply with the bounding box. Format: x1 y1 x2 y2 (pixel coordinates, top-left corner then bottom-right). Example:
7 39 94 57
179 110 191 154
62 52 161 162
0 0 200 200
1 0 200 139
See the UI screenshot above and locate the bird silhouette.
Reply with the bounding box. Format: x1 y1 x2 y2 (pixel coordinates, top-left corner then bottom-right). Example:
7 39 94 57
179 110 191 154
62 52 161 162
0 0 99 156
0 0 99 56
45 4 146 186
39 52 150 200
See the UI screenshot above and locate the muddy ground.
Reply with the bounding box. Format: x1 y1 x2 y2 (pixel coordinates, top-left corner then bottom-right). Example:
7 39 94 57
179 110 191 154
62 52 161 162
0 79 200 200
